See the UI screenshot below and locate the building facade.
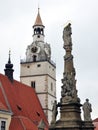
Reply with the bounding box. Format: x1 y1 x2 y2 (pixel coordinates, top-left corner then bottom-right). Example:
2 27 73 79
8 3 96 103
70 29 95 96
0 101 12 130
20 9 56 124
0 54 48 130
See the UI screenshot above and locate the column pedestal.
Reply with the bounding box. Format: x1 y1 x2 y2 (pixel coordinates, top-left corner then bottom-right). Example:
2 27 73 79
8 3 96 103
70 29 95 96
49 102 94 130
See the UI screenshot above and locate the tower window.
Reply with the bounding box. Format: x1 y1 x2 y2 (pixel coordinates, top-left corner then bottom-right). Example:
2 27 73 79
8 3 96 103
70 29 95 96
41 28 43 35
34 28 37 34
51 83 53 91
1 121 6 130
31 81 36 88
33 55 37 62
27 66 30 68
37 64 41 67
37 28 41 34
37 35 40 38
51 100 53 105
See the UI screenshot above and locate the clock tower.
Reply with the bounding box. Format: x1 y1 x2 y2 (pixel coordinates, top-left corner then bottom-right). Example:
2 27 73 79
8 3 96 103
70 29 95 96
20 9 56 124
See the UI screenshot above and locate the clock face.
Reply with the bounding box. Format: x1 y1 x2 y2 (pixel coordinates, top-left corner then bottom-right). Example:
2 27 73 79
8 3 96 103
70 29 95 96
31 46 38 53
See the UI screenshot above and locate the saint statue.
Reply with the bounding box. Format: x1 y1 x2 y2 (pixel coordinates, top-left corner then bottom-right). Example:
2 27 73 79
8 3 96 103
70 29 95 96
63 23 72 47
51 100 58 124
82 99 92 121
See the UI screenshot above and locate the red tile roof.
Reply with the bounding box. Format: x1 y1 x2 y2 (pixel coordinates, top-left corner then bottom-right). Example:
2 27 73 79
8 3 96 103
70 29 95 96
0 73 48 130
9 116 38 130
9 116 25 130
94 118 98 122
0 80 10 113
93 118 98 130
0 101 8 111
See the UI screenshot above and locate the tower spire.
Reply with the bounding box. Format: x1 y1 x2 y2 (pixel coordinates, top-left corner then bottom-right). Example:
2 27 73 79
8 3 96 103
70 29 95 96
33 8 45 42
34 8 43 26
8 49 11 64
4 50 14 82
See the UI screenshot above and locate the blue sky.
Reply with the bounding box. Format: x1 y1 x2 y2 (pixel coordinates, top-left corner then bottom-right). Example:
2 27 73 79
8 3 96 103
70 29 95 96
0 0 98 120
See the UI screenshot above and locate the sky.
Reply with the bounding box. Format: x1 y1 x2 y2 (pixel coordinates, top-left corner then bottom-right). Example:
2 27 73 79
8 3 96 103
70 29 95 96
0 0 98 120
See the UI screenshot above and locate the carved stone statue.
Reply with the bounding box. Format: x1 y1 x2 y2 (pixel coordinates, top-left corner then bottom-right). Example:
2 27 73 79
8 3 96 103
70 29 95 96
51 100 58 124
82 99 92 121
63 23 72 48
61 72 77 103
44 43 51 60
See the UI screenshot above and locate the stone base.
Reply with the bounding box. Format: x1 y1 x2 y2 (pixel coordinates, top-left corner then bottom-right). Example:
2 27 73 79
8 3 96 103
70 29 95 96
50 120 94 130
49 102 94 130
82 121 95 130
59 102 82 121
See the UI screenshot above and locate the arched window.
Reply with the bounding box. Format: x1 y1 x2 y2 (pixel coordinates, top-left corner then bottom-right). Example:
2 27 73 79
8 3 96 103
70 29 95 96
37 28 41 34
41 28 43 35
34 28 37 34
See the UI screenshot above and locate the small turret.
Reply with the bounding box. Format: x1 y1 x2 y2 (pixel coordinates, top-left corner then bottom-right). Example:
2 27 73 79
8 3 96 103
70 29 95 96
33 8 45 42
4 50 14 82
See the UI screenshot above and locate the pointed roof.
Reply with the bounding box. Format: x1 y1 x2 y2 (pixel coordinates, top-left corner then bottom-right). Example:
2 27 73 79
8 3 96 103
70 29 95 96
34 8 43 26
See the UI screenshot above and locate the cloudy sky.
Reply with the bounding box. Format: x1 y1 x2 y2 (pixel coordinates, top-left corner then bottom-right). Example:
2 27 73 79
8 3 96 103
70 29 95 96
0 0 98 120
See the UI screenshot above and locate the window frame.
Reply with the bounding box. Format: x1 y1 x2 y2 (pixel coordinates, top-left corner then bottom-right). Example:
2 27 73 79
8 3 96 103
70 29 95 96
0 119 6 130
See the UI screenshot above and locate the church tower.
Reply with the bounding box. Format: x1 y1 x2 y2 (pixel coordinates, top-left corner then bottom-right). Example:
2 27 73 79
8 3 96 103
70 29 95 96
20 9 56 124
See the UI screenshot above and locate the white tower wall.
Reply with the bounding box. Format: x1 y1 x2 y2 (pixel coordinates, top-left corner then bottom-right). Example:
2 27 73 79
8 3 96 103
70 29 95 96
20 61 56 123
